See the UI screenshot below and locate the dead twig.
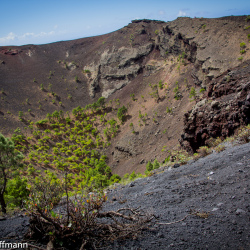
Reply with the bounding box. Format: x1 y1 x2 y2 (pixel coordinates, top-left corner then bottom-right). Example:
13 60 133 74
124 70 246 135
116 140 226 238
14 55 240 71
157 214 191 225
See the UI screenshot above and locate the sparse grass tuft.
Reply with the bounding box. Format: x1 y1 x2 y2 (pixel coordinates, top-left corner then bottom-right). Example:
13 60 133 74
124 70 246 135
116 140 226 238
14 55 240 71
166 107 173 114
207 137 222 148
215 144 225 152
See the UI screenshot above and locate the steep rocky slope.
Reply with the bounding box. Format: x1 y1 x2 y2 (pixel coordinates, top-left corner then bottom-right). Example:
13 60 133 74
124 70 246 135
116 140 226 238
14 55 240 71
0 16 250 175
181 60 250 152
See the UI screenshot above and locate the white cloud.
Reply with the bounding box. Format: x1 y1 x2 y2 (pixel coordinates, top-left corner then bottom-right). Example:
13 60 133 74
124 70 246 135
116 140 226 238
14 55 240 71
159 10 165 16
177 10 187 17
0 32 17 44
0 30 56 46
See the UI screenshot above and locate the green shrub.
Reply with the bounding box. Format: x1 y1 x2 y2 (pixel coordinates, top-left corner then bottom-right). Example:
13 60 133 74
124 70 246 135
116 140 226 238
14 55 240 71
189 87 197 100
166 107 172 114
18 111 23 119
117 105 128 123
145 159 160 174
130 93 136 101
200 88 206 93
146 161 153 172
149 84 160 102
96 97 106 108
0 133 24 213
129 34 134 45
35 119 48 127
5 177 29 209
129 171 137 180
40 84 44 91
153 159 160 170
129 122 134 132
173 82 182 100
240 42 246 48
158 80 163 89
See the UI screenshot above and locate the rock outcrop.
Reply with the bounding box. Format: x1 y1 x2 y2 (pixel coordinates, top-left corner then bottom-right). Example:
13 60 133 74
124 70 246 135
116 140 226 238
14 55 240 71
181 60 250 152
84 43 154 97
83 16 250 98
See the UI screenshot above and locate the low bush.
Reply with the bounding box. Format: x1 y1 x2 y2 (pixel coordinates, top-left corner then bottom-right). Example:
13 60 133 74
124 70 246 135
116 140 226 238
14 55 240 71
240 42 246 48
197 146 211 157
5 177 29 209
25 172 152 249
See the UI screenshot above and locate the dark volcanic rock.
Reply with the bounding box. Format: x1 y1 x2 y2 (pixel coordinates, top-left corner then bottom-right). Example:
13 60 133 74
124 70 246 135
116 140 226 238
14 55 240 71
181 60 250 152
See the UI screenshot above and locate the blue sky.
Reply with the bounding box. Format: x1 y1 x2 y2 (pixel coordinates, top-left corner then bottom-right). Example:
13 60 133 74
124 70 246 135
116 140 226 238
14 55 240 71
0 0 249 46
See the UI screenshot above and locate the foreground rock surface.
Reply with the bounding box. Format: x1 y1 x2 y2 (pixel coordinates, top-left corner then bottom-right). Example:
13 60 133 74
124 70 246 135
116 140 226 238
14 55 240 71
102 142 250 249
0 142 249 249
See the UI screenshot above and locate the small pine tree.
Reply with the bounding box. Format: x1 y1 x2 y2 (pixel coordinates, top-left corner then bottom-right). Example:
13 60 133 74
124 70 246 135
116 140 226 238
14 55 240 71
146 161 153 172
189 87 197 100
117 106 128 123
0 133 24 213
153 159 160 170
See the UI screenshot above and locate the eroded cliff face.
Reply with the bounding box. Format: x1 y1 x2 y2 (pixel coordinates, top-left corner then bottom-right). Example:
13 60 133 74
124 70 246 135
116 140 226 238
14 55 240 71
82 16 250 100
84 43 154 98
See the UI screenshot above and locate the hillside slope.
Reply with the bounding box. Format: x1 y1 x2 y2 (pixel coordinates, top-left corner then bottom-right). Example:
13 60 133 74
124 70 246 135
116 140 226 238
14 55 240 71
0 16 250 175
